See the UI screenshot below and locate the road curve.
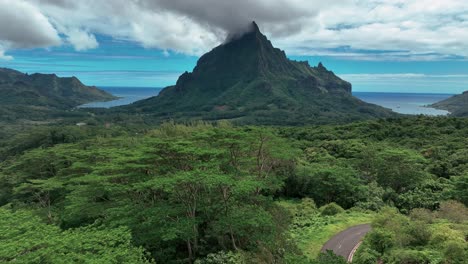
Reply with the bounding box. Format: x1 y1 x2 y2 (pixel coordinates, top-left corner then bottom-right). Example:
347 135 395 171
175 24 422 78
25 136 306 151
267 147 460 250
321 224 371 262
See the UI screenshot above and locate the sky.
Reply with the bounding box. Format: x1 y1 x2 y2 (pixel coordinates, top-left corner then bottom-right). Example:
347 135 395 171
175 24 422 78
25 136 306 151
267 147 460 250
0 0 467 93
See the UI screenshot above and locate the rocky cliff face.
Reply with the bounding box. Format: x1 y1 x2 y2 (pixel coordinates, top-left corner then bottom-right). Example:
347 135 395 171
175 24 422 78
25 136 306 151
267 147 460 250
124 22 395 125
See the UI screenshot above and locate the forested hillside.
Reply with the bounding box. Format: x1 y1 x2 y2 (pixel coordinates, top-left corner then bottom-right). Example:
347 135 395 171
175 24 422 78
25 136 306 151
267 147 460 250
431 91 468 117
0 117 467 263
0 68 115 123
122 22 396 125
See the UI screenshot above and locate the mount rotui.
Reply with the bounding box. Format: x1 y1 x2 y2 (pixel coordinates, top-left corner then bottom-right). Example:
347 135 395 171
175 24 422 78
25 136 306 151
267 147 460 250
123 22 395 125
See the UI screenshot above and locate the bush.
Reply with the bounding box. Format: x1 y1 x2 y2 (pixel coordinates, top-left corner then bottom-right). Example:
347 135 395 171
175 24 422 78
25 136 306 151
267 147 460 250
195 251 244 264
367 228 394 254
355 181 385 211
444 241 468 264
352 247 380 264
314 250 347 264
453 175 468 206
297 198 318 215
384 249 431 264
320 203 345 216
437 200 468 223
402 221 432 247
409 208 434 224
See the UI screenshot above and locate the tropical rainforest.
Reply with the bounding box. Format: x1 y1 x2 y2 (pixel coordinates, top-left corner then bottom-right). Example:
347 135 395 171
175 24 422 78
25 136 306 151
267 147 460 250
1 116 467 263
0 22 466 264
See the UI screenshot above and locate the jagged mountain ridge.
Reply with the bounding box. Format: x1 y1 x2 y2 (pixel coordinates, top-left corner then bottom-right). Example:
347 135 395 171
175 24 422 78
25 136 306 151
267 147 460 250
123 22 395 125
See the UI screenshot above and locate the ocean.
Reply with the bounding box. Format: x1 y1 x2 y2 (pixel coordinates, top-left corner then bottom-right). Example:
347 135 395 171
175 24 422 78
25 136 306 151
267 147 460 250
80 87 454 116
79 87 163 108
353 92 453 115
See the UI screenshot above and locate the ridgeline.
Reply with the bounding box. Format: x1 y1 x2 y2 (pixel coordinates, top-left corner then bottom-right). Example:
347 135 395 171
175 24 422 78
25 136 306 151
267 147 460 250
122 22 396 125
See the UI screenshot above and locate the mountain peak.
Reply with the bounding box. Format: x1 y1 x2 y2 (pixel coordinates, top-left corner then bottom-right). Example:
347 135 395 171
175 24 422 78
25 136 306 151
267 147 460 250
225 21 264 44
251 21 260 33
124 22 395 125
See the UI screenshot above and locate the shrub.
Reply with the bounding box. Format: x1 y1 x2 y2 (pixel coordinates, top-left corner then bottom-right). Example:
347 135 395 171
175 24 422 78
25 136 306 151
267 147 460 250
352 247 380 264
297 198 318 215
314 250 347 264
402 221 432 247
444 241 468 264
384 249 431 264
195 251 245 264
437 200 468 223
320 202 345 216
409 208 434 224
367 228 394 254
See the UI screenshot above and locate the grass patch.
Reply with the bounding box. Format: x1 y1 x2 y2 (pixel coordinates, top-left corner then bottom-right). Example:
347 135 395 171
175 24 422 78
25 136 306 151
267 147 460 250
278 200 375 259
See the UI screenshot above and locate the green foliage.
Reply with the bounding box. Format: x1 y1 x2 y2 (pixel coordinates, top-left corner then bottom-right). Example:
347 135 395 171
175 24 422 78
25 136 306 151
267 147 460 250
402 221 432 247
0 207 151 263
352 247 379 264
0 124 298 263
313 250 347 264
395 178 451 213
2 116 468 263
452 174 468 206
409 208 434 223
195 251 245 264
358 202 468 263
355 181 386 211
367 228 395 254
384 249 432 264
320 203 345 216
0 68 115 123
437 200 468 223
282 198 374 259
444 241 468 264
289 165 365 208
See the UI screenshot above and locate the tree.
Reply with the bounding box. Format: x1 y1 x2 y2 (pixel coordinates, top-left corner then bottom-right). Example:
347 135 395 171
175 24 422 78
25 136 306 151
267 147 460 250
0 207 151 263
291 164 365 208
452 175 468 206
437 200 468 223
371 148 427 193
366 229 394 254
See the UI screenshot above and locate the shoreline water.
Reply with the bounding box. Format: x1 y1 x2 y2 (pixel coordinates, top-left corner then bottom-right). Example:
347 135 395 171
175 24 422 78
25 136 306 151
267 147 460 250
79 87 453 116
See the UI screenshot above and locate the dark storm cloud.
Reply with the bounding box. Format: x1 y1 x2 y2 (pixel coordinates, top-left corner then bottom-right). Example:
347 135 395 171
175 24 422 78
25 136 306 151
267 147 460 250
38 0 73 7
143 0 317 35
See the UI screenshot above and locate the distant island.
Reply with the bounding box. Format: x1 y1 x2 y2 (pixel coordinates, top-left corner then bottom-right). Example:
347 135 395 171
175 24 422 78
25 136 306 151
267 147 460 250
430 91 468 116
121 22 396 125
0 68 116 123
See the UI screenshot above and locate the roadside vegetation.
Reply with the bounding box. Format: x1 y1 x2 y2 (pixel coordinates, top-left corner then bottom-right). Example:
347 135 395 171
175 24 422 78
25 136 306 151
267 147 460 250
0 116 467 263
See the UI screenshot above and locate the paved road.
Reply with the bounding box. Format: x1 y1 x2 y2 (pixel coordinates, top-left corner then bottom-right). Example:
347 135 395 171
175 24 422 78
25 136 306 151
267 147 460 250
321 224 372 262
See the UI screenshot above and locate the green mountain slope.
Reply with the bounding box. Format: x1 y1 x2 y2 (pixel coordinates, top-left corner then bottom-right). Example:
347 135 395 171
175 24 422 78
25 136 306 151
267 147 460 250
0 68 116 122
431 91 468 116
123 22 396 125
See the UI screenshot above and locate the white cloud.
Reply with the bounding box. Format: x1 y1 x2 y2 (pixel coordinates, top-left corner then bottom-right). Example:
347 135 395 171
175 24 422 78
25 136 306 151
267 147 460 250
0 0 60 48
65 29 98 51
0 46 13 61
0 0 467 60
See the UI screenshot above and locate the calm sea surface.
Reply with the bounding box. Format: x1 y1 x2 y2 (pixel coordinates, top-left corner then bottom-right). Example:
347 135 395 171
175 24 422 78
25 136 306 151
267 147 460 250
79 87 162 108
80 87 453 116
353 92 453 116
